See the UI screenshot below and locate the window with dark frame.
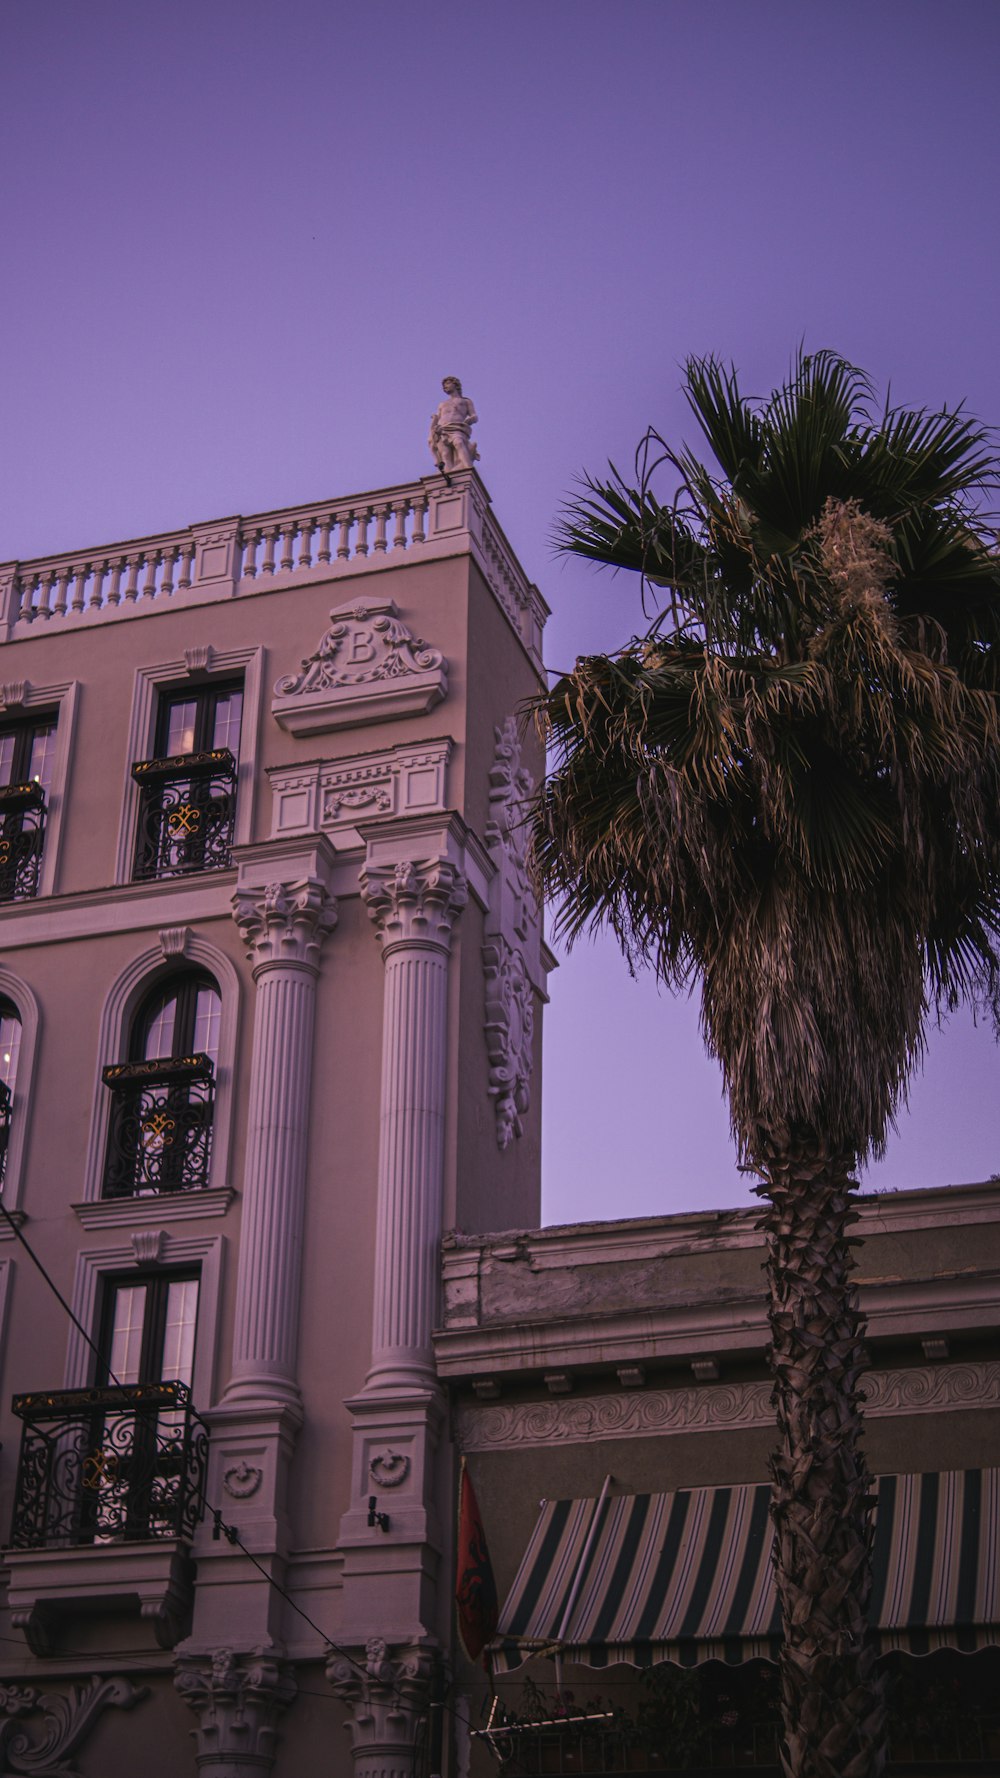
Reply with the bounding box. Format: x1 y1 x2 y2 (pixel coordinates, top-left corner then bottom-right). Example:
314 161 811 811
101 970 220 1199
8 1268 207 1550
132 679 242 881
0 710 57 901
0 996 22 1185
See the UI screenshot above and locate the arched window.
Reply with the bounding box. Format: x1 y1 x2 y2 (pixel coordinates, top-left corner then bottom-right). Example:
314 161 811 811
101 970 221 1199
0 996 22 1185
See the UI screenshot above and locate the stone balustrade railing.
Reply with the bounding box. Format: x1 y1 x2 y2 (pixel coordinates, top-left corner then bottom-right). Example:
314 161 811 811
0 472 547 668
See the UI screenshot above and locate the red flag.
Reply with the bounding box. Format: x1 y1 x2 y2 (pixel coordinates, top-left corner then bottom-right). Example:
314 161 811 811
455 1460 498 1663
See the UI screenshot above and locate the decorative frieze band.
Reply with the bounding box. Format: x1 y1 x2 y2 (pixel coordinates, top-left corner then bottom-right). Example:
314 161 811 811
456 1360 1000 1451
268 739 451 841
482 716 542 1148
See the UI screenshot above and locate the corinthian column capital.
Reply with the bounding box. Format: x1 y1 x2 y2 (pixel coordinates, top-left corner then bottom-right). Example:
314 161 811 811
232 876 337 972
360 856 467 954
174 1648 296 1777
326 1640 434 1778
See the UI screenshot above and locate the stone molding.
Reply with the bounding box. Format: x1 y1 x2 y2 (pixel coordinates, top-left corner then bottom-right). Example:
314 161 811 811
361 856 467 955
174 1648 296 1778
456 1359 1000 1451
271 596 447 735
0 1676 147 1776
327 1640 433 1778
268 738 452 842
232 876 338 973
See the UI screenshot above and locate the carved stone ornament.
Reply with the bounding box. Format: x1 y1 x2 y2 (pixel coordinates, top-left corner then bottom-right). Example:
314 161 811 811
174 1649 296 1778
158 924 191 959
232 877 337 972
0 680 28 711
271 597 448 736
326 1641 434 1778
457 1359 1000 1452
0 1676 147 1777
369 1449 411 1488
131 1228 166 1265
361 857 467 955
428 375 479 474
482 717 541 1147
223 1459 264 1498
483 937 534 1148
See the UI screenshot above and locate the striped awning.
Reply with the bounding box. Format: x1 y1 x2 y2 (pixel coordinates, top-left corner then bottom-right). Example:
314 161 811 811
493 1469 999 1672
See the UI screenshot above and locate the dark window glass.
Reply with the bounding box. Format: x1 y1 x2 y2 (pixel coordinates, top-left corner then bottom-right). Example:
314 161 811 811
0 996 21 1186
0 712 55 901
98 1270 200 1388
132 681 241 881
101 971 220 1198
154 681 243 760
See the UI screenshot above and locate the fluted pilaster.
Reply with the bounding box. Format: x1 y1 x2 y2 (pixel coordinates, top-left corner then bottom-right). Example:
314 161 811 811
225 878 337 1405
362 857 466 1388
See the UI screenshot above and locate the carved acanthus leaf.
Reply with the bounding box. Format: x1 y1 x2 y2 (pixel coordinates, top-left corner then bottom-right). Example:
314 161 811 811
361 857 467 952
0 1677 147 1777
232 877 337 970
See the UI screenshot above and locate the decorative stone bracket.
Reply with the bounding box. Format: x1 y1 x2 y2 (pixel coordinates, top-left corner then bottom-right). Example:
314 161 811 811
271 597 448 735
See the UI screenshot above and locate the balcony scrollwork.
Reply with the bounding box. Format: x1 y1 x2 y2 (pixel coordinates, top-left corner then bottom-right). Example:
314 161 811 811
131 747 236 880
9 1381 208 1550
102 1054 215 1198
0 781 46 901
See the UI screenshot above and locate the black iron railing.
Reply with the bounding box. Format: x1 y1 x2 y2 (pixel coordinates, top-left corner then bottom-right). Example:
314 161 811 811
0 781 46 901
9 1381 208 1548
131 747 236 880
101 1054 215 1198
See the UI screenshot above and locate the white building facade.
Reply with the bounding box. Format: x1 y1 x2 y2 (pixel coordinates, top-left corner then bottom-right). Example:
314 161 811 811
0 466 549 1777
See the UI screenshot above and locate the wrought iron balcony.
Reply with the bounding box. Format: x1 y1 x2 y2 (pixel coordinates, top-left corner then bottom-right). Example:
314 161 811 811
102 1054 215 1198
0 780 46 901
9 1382 208 1549
131 747 236 880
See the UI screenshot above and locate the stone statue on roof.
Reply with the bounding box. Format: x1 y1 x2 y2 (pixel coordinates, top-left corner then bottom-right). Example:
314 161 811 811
429 376 479 473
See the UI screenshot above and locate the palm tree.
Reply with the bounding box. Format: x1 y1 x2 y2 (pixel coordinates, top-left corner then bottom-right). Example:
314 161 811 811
530 352 1000 1778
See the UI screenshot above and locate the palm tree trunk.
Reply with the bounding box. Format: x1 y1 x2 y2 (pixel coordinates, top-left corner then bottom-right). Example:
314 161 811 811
756 1134 887 1778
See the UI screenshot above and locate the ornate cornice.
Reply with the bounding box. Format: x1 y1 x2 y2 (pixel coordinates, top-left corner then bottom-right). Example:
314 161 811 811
174 1649 296 1774
0 1676 147 1776
456 1359 1000 1451
232 877 337 972
361 857 467 954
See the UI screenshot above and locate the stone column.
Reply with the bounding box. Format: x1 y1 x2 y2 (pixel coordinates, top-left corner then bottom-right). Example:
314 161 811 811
225 876 337 1406
327 1639 433 1778
175 1648 296 1778
361 855 467 1390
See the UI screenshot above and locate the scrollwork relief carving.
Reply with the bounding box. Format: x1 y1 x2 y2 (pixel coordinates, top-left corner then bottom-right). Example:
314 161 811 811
482 717 541 1147
457 1361 1000 1451
271 597 448 735
232 877 338 972
0 1676 147 1777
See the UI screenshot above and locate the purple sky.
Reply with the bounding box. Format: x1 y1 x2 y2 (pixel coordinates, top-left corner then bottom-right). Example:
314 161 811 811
4 1 1000 1224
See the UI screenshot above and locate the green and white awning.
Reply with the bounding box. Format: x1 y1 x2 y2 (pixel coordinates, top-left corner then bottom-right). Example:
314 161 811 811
493 1470 999 1671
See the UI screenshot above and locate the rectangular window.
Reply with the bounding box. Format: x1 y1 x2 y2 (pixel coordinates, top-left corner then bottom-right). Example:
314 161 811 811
0 710 57 901
132 679 242 881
